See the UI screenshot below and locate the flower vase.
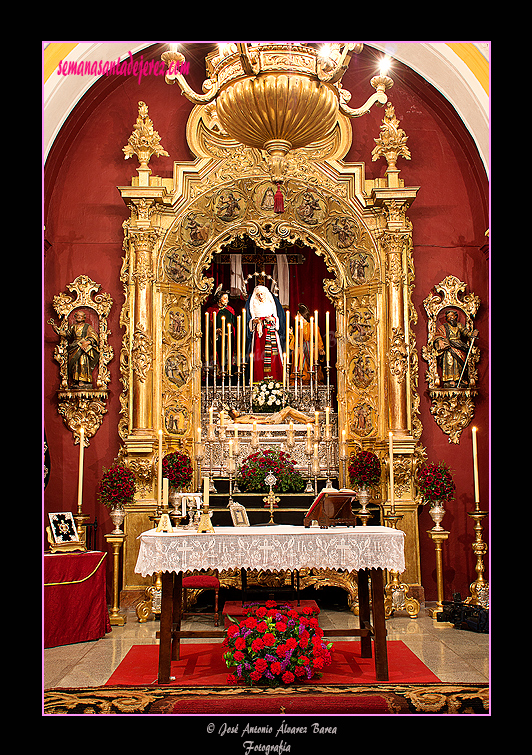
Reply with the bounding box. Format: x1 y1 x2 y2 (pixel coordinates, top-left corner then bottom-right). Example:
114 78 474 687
168 487 185 523
110 504 125 534
429 500 446 531
357 487 371 525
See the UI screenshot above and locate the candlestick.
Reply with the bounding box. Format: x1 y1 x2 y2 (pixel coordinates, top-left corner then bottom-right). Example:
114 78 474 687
77 427 85 512
389 431 395 514
472 426 479 505
326 311 330 366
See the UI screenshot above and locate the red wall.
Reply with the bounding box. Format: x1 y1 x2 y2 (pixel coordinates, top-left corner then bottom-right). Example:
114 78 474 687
44 44 489 602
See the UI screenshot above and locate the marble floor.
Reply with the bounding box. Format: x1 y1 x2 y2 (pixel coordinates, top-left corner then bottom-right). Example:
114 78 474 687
43 602 489 689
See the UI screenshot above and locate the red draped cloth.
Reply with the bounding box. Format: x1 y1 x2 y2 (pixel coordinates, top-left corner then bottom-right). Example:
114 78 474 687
44 551 111 648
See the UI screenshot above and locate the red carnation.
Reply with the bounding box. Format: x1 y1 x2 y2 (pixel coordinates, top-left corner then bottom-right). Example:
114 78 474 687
282 671 295 684
270 661 282 675
250 670 262 681
251 638 264 653
256 621 268 633
263 633 276 647
233 650 245 662
276 621 287 632
254 658 268 672
227 624 239 637
234 637 246 650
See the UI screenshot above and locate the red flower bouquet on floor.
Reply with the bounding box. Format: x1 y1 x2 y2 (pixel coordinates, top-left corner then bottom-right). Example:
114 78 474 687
223 601 333 687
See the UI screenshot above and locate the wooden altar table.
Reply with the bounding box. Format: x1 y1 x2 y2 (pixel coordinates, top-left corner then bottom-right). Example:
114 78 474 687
135 525 405 684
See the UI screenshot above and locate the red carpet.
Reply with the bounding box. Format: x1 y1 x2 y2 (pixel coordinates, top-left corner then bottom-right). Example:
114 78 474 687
106 641 440 686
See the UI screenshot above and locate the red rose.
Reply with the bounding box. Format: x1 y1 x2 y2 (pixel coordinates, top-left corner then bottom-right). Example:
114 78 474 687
250 670 262 681
299 655 310 666
270 661 282 675
276 621 287 632
276 644 288 657
285 637 297 650
263 633 276 647
233 650 245 662
227 625 239 637
255 607 267 618
244 617 257 629
294 665 306 677
251 638 264 653
256 621 268 633
299 636 309 649
282 671 295 684
313 657 324 669
234 637 246 650
254 658 268 672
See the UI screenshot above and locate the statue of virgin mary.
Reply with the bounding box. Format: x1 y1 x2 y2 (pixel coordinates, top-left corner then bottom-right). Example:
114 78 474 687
245 285 286 382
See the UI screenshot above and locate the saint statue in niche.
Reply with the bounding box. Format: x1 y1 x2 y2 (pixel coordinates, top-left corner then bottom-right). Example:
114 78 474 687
245 285 286 383
432 309 478 388
50 309 99 389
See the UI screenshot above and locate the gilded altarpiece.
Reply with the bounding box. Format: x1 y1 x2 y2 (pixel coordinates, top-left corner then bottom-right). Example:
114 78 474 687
117 102 425 610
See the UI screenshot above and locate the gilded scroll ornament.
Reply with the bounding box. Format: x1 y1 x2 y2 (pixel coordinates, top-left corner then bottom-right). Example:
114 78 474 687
422 276 480 443
48 276 113 444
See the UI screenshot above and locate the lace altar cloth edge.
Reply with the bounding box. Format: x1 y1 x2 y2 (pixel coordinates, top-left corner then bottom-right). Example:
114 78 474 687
134 525 405 577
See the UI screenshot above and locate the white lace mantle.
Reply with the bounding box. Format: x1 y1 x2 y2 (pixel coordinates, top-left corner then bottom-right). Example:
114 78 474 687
135 525 405 576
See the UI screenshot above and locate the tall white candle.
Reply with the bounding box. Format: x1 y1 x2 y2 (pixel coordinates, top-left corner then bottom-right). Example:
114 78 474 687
237 315 241 366
163 477 169 509
283 351 287 389
389 432 395 510
326 311 330 365
294 314 299 372
77 427 85 509
213 312 217 377
205 311 209 365
285 310 290 368
221 315 226 371
242 308 246 364
250 352 254 387
158 429 163 508
203 475 209 509
472 426 480 503
227 320 232 371
310 316 314 372
314 310 319 363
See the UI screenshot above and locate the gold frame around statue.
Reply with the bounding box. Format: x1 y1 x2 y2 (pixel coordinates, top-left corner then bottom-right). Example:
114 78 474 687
421 276 480 443
116 92 425 610
48 275 114 446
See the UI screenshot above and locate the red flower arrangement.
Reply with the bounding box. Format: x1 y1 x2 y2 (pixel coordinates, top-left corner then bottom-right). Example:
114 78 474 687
236 448 305 493
348 450 381 489
162 450 193 490
417 461 455 503
223 601 333 686
98 464 136 508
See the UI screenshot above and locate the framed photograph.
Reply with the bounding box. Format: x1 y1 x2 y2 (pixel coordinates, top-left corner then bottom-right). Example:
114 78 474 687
228 500 250 527
48 512 80 544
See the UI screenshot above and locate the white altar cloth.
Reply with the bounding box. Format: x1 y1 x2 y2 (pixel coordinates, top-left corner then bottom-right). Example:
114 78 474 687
135 525 405 577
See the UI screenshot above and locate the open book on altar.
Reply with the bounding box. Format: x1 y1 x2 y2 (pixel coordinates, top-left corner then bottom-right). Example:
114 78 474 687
303 489 358 528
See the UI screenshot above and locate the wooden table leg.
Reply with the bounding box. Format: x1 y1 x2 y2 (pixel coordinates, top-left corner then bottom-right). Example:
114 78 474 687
171 571 182 661
158 570 174 684
370 568 389 682
357 569 372 658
